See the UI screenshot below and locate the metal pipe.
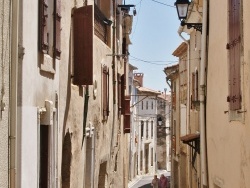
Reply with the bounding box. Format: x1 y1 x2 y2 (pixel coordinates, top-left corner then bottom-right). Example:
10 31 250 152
178 27 191 187
91 128 95 188
9 0 19 186
199 0 208 186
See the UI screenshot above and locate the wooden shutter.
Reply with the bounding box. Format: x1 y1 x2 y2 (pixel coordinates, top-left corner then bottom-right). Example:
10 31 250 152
73 6 93 85
39 0 49 53
117 74 122 116
122 37 126 55
54 0 61 59
124 96 131 133
103 66 109 118
195 71 198 101
121 74 125 115
227 0 241 110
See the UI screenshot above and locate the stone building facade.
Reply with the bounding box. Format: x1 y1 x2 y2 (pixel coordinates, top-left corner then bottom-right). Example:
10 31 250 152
3 0 134 187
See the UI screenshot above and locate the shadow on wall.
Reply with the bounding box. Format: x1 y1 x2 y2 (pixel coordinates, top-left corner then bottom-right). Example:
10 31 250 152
61 131 72 188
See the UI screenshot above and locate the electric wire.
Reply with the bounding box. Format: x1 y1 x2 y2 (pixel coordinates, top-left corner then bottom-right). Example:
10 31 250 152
151 0 175 8
129 54 201 66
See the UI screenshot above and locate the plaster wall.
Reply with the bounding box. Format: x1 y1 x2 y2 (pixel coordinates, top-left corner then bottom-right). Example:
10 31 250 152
0 0 10 187
207 0 250 187
17 0 60 187
58 1 127 188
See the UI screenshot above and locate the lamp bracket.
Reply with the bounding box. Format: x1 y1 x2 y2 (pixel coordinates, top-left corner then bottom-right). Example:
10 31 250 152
181 20 202 33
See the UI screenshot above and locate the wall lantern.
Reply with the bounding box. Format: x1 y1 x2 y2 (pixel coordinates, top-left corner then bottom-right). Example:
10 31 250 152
157 117 163 126
174 0 202 33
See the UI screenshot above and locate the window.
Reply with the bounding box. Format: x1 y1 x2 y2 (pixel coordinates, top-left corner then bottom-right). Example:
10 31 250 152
39 0 61 58
94 1 111 46
141 101 143 110
141 121 144 139
226 0 241 110
151 121 153 138
103 65 109 118
151 101 154 109
151 148 153 166
146 101 148 110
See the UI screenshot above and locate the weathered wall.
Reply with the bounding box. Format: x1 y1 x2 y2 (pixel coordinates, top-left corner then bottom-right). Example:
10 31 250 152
58 1 127 188
0 0 10 187
17 0 60 186
207 0 250 187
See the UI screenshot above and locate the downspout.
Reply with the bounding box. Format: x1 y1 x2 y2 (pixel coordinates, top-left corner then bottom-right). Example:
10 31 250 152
199 0 208 187
177 27 191 187
10 0 19 187
83 86 89 143
91 128 95 188
110 0 116 152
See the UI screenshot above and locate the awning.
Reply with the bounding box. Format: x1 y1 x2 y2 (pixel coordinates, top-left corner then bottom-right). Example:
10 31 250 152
181 133 200 165
180 133 200 143
180 133 200 154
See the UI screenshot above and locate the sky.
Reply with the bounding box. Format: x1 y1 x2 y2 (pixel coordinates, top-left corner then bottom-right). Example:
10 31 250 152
125 0 186 93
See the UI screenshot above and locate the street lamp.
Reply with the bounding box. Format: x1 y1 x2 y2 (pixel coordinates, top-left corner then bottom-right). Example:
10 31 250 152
174 0 202 33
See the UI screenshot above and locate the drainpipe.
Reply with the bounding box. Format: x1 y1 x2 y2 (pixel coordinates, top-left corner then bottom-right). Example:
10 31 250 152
9 0 19 187
177 27 191 187
91 126 95 188
199 0 208 187
110 0 116 152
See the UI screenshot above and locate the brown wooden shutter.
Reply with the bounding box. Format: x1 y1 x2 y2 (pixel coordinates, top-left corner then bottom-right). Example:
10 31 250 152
124 96 131 133
191 72 195 108
117 74 122 116
121 74 125 115
172 92 176 110
102 66 109 118
54 0 61 59
122 37 126 55
227 0 241 110
73 6 93 85
195 70 198 101
39 0 49 53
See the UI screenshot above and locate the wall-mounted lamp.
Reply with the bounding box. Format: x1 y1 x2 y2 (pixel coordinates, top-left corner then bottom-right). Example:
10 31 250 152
157 116 171 130
103 18 113 26
174 0 202 33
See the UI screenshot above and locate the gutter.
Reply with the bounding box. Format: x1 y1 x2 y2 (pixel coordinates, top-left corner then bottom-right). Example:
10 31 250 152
177 26 191 187
199 0 208 186
9 0 19 187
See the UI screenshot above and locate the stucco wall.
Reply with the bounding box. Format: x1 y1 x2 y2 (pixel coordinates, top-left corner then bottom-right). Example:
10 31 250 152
207 0 250 187
58 1 127 188
0 0 10 187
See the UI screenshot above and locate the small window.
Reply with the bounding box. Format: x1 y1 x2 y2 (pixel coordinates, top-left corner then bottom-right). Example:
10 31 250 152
39 0 61 58
141 101 143 110
151 101 154 109
146 101 148 110
151 121 153 138
141 121 144 139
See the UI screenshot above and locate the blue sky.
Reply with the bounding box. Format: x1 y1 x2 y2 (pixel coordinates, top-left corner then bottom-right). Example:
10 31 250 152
125 0 185 93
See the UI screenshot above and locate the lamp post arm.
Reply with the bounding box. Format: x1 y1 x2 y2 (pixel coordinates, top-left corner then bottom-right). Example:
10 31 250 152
181 20 202 33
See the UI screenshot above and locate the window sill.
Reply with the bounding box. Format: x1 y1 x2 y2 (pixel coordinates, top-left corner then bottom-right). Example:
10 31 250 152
40 54 55 74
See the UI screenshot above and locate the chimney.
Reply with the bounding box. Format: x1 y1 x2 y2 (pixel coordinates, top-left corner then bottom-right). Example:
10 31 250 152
134 73 144 87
